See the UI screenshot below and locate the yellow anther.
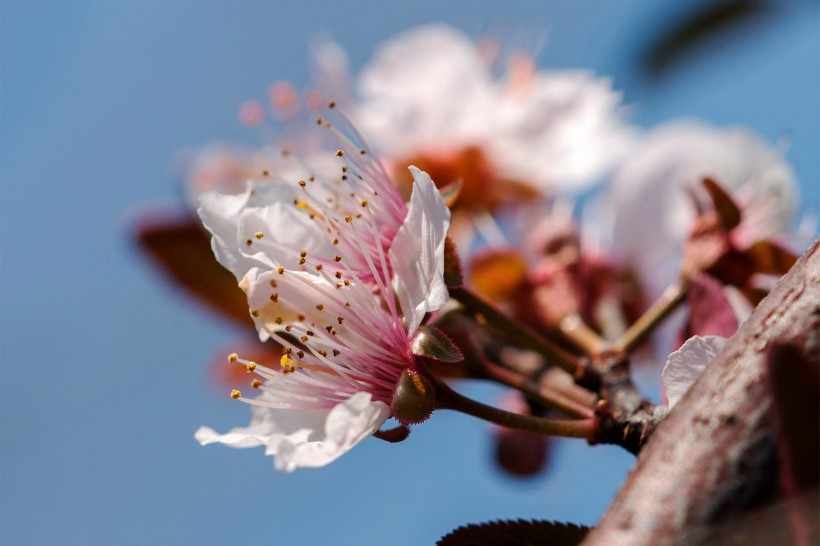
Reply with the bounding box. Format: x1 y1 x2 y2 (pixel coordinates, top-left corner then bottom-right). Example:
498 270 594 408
361 200 368 207
317 349 327 357
342 166 348 173
255 231 264 239
335 150 344 157
246 361 257 372
251 379 262 388
344 280 350 286
228 353 238 362
336 317 344 324
344 215 352 223
298 180 306 187
300 250 307 258
331 238 339 245
269 280 277 288
316 304 324 311
251 310 260 317
300 335 309 342
355 213 362 219
298 257 306 265
296 200 308 209
274 317 283 325
315 264 323 271
335 271 343 279
332 349 341 357
327 100 336 109
270 292 279 302
246 239 253 246
316 117 324 125
277 266 285 274
296 350 305 358
280 354 296 368
309 175 315 181
333 255 342 262
230 389 241 399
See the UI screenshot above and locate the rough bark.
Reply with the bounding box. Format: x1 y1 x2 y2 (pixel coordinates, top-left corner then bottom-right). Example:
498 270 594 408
582 241 820 546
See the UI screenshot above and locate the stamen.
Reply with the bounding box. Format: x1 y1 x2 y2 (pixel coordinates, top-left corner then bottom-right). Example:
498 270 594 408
230 389 241 399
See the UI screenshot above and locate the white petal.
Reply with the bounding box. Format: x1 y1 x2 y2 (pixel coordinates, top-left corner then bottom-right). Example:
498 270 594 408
267 392 391 472
198 186 258 280
194 403 282 449
356 24 490 154
389 167 451 333
662 335 729 407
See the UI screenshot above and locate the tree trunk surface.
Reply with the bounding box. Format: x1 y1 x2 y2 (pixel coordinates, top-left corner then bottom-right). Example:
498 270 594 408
582 241 819 546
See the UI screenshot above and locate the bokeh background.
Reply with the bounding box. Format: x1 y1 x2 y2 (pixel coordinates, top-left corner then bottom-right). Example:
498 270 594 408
2 1 818 544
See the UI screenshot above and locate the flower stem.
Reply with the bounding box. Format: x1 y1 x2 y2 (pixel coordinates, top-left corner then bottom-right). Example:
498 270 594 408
450 286 585 375
613 281 687 353
434 379 595 439
484 362 595 419
558 313 606 356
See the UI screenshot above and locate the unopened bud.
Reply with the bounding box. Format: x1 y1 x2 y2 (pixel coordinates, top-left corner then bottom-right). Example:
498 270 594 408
495 429 550 477
390 370 435 425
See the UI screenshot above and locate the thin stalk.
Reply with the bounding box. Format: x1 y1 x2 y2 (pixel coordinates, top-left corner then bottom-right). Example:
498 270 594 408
450 287 584 375
558 313 606 356
485 362 595 419
434 379 595 439
613 281 687 353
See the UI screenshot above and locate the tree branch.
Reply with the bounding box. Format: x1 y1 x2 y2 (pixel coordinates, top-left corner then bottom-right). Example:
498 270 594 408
583 240 820 546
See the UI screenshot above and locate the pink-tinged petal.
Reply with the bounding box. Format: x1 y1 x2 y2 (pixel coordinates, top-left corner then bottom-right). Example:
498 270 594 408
662 335 729 407
390 167 451 333
267 393 390 472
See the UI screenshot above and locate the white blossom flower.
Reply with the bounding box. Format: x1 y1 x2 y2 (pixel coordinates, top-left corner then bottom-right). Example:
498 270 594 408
354 24 634 200
604 121 798 297
195 148 451 471
662 335 728 407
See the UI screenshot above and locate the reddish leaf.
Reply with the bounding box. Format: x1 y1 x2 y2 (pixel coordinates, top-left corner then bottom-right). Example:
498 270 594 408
468 249 528 303
134 215 251 327
703 177 742 230
685 273 739 338
746 240 798 276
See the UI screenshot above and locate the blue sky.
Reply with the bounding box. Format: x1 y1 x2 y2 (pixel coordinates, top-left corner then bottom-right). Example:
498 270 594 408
2 1 817 544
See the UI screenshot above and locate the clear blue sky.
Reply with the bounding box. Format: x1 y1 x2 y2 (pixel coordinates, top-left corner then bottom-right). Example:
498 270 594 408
2 1 818 544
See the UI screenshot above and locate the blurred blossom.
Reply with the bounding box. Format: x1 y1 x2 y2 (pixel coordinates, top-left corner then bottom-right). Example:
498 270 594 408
354 24 636 209
195 133 452 470
604 121 799 298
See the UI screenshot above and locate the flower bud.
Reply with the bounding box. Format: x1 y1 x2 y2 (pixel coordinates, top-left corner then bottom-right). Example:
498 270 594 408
390 370 435 425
